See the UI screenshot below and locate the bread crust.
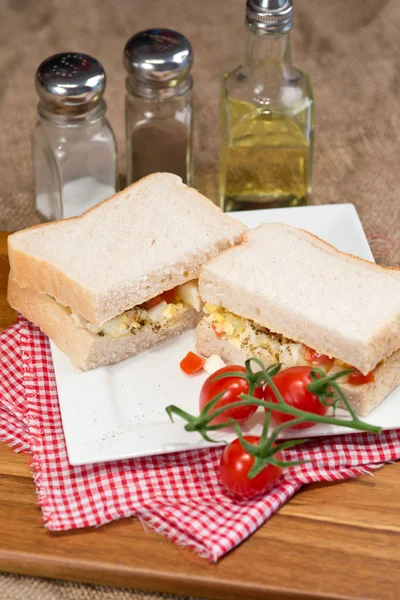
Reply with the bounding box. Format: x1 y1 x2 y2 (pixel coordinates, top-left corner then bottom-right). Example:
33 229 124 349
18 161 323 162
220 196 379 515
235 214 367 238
8 277 200 371
8 173 246 326
8 173 234 237
195 319 400 417
202 223 400 279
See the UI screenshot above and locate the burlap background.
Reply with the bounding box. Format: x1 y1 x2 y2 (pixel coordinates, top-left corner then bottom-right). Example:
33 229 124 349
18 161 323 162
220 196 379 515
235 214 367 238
0 0 399 598
1 0 399 265
0 574 208 600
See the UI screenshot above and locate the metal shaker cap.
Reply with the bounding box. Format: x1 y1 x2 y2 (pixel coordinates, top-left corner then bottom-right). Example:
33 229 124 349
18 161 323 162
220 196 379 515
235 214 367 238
246 0 293 33
35 53 106 114
124 29 193 90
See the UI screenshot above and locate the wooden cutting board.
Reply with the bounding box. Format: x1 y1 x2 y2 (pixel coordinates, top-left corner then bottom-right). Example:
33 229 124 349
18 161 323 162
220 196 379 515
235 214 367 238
1 230 400 600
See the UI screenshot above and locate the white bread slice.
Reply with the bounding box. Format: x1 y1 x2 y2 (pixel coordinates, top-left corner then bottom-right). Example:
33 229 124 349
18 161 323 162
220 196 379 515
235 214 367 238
8 173 246 327
8 277 200 371
196 319 400 417
199 223 400 375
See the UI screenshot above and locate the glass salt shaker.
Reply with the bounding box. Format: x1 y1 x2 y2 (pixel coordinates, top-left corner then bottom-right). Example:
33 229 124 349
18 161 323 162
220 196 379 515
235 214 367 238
124 29 193 186
33 52 117 221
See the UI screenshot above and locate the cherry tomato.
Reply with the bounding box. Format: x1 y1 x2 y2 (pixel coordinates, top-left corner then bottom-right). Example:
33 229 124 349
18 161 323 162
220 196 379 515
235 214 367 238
347 369 375 386
142 288 177 310
264 366 329 429
219 436 282 500
180 351 205 376
304 347 334 369
200 365 262 425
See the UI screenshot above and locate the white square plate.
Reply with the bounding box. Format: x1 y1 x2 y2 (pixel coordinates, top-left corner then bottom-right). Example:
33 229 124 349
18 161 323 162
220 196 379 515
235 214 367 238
52 204 397 466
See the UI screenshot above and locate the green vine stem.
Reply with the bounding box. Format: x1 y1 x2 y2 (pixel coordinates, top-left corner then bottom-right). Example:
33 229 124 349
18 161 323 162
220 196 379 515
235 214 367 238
167 396 381 435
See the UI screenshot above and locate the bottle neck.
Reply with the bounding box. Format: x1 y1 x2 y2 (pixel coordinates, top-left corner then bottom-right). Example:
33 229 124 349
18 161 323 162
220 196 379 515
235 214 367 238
244 28 292 75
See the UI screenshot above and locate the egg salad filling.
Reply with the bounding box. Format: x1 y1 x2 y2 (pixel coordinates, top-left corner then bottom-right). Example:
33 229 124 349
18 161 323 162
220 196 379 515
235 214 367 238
70 280 201 339
203 303 308 368
203 305 377 384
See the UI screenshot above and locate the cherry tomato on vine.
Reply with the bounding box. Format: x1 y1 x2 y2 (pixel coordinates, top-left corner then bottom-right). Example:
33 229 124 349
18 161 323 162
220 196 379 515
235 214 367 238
264 366 330 429
219 436 282 499
199 365 262 425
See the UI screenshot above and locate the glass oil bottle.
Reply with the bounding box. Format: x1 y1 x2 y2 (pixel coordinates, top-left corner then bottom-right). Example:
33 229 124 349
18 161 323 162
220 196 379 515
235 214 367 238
220 0 314 211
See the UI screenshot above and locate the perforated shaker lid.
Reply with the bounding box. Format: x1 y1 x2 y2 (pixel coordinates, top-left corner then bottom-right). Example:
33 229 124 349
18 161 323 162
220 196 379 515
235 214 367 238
35 52 106 114
124 29 193 88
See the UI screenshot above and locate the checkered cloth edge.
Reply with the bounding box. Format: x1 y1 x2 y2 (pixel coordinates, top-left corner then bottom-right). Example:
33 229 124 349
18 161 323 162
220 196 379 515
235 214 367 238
1 318 399 562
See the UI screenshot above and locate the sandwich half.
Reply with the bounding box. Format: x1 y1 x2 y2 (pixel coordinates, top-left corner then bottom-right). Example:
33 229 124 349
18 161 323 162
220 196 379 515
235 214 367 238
8 173 246 370
197 223 400 416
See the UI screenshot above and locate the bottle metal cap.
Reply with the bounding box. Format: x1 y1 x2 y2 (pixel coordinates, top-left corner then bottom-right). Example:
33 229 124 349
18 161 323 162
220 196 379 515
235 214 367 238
35 52 106 114
124 29 193 89
246 0 293 33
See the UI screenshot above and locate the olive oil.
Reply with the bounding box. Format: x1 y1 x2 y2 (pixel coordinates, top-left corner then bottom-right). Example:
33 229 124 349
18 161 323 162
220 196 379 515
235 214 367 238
222 98 312 211
220 0 314 212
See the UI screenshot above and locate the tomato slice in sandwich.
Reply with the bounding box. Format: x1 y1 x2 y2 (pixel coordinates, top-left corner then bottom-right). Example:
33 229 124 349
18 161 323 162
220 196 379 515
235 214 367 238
304 347 334 369
142 288 177 310
347 370 375 386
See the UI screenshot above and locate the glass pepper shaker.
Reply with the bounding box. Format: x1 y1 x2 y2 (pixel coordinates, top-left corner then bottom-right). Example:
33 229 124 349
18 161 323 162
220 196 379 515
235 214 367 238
124 29 193 186
33 52 117 221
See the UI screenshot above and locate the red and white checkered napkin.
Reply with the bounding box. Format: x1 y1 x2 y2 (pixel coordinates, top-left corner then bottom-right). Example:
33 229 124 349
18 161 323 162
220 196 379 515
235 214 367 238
1 317 400 562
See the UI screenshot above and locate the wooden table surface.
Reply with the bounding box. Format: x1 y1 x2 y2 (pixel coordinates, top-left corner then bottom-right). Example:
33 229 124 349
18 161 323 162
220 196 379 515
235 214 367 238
0 230 399 600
